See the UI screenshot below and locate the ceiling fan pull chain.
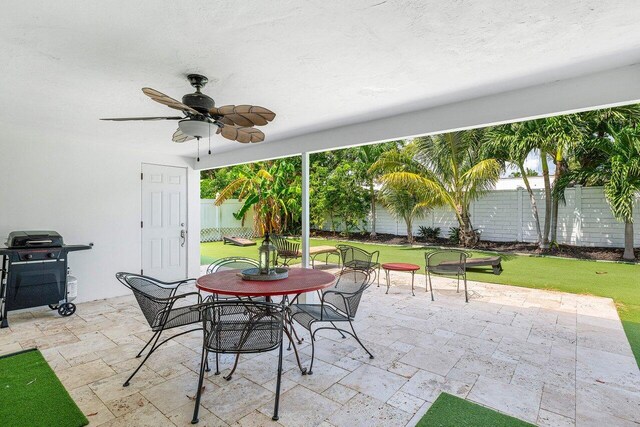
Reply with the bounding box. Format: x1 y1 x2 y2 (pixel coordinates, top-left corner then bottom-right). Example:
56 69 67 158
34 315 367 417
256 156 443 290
197 137 200 162
208 123 212 155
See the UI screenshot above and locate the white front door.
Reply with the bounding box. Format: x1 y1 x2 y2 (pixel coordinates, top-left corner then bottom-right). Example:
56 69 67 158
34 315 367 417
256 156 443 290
141 164 188 281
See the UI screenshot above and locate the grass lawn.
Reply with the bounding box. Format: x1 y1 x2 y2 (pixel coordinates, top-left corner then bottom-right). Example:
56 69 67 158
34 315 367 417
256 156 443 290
417 392 534 426
201 239 640 367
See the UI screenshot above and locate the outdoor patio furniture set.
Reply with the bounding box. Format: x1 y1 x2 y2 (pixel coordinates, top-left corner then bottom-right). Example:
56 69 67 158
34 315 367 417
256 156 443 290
115 248 376 424
115 245 493 423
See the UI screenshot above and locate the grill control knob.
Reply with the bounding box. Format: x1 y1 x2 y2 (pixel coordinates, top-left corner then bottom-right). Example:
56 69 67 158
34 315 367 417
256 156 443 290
47 252 56 258
24 254 33 260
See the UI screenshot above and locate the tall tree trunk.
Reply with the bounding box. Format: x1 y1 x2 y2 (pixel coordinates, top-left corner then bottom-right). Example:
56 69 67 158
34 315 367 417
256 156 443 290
369 182 377 238
623 220 636 261
519 163 543 244
550 153 566 246
458 207 476 247
405 216 413 244
540 152 552 249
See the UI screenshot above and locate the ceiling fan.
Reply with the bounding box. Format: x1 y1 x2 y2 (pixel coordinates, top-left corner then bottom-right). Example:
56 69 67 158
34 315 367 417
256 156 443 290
101 74 275 157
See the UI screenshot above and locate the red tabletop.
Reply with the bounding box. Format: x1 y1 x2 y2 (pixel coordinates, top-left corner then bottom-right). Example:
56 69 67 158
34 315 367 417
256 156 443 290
196 267 337 297
382 263 420 272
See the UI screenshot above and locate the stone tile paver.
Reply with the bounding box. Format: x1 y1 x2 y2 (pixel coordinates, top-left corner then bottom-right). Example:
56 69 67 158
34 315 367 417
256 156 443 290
1 270 639 426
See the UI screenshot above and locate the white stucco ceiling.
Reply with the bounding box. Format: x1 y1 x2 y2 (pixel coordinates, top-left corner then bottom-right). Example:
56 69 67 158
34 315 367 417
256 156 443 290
2 1 640 160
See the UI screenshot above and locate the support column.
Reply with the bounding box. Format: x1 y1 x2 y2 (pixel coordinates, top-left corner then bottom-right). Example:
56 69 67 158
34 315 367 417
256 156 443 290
301 152 310 268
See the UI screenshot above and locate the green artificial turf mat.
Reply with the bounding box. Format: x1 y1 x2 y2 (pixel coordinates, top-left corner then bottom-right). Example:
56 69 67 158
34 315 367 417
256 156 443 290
416 393 535 427
0 349 88 427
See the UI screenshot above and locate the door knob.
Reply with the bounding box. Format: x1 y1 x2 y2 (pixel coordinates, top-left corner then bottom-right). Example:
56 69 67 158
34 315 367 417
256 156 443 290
180 229 186 247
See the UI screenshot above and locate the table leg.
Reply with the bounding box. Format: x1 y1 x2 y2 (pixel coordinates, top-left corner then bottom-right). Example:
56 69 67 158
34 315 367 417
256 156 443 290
385 269 390 294
411 271 415 296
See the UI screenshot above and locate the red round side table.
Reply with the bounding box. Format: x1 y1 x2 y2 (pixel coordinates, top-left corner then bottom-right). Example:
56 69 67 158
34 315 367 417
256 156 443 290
381 263 420 296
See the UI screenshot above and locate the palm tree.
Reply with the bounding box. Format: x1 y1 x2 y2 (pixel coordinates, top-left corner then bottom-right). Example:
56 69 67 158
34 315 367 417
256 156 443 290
484 125 544 246
379 181 432 244
555 126 640 260
370 131 501 246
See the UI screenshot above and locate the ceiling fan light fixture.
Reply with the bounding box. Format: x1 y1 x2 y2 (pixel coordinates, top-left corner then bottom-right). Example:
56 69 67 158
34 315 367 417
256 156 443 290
178 119 212 138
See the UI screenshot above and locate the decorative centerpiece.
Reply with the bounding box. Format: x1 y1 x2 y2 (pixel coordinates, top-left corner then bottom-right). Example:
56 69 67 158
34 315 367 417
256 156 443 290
240 233 289 281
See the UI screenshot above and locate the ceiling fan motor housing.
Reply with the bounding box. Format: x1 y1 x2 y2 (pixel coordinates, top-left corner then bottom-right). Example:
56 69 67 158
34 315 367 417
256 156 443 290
182 92 215 115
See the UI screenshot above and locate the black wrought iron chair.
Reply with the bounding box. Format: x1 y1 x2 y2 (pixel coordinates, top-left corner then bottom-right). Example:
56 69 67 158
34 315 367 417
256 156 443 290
115 272 203 387
289 269 374 375
425 250 469 302
336 244 381 286
192 300 287 423
271 235 301 266
205 256 260 274
203 256 262 375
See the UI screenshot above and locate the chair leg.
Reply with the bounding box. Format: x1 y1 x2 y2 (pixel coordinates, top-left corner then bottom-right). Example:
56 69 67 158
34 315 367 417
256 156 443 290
124 328 163 386
215 353 220 375
191 346 208 424
272 337 284 421
136 330 159 358
427 272 435 301
456 276 460 293
224 353 241 381
307 327 317 375
348 320 374 359
283 327 307 374
330 321 347 338
463 274 468 303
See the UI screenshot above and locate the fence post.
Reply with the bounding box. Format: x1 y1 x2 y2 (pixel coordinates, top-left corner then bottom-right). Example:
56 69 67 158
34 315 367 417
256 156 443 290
517 188 523 242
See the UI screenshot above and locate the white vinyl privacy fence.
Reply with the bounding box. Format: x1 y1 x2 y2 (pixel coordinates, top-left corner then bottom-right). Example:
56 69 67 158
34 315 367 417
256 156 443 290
328 186 640 248
200 199 254 242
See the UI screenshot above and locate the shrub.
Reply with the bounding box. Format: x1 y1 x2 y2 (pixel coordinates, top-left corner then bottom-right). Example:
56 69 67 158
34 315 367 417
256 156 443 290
418 226 441 240
448 227 461 244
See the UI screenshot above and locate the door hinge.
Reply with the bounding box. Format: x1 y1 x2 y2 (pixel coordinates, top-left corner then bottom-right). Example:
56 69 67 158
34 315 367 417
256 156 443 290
141 221 143 228
141 172 143 180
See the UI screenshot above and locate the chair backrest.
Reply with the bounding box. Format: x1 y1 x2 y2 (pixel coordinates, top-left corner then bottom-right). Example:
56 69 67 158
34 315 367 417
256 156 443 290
206 257 260 274
200 300 284 354
271 235 301 257
336 244 379 271
115 272 176 328
425 250 467 275
322 269 373 319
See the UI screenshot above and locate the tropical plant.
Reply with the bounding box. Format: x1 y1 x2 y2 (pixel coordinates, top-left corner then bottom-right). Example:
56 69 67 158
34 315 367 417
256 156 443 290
371 131 501 246
418 226 440 240
509 168 538 178
448 227 461 244
379 182 432 243
214 159 301 235
555 126 640 260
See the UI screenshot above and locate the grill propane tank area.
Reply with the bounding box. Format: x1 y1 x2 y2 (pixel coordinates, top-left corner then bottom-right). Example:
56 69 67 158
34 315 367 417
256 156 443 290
0 231 92 328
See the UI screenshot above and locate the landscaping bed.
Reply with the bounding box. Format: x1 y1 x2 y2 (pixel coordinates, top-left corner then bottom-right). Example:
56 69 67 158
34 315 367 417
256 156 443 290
310 230 638 262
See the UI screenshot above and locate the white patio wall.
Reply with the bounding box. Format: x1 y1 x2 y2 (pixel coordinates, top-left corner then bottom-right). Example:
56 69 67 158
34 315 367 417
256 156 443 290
321 186 640 248
0 138 201 303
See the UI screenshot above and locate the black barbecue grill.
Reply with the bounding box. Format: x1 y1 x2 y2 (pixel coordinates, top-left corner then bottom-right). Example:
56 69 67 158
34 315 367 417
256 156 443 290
0 231 92 328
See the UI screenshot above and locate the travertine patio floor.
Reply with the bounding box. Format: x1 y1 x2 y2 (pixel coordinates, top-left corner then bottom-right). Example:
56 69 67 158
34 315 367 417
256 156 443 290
1 269 639 426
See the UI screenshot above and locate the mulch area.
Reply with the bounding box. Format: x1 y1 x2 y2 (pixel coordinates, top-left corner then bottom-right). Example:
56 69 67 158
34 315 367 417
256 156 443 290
311 230 638 262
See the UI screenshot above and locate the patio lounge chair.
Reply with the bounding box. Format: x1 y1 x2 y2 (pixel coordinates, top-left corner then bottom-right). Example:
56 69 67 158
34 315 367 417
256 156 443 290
115 273 203 386
271 235 302 266
222 236 256 246
425 250 468 302
336 244 381 286
289 269 374 375
191 300 286 423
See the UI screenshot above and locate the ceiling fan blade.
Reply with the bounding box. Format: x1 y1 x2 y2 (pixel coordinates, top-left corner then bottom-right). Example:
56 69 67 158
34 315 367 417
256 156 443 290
172 129 194 143
210 105 276 127
142 87 200 115
100 116 183 121
217 124 265 143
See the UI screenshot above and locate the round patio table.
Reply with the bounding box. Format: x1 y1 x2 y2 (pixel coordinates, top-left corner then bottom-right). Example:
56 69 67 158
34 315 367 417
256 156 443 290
196 267 336 297
382 262 420 296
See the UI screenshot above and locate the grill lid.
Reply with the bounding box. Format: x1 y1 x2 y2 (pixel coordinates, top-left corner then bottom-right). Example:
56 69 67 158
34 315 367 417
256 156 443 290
6 231 64 248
